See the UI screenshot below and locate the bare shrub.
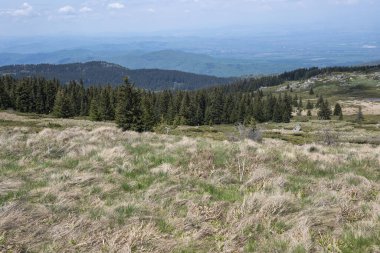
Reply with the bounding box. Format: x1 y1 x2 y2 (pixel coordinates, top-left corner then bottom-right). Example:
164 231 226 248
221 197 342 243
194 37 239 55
318 128 339 146
235 123 262 143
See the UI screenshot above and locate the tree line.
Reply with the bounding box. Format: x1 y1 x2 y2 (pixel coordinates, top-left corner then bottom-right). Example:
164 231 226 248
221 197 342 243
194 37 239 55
0 75 296 131
1 64 375 132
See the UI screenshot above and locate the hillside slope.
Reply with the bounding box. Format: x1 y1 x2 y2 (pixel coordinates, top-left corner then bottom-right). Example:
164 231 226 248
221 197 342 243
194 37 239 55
0 61 234 90
0 112 379 252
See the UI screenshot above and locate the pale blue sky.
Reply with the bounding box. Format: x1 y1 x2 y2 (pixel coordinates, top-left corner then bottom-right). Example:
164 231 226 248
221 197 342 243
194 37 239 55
0 0 379 36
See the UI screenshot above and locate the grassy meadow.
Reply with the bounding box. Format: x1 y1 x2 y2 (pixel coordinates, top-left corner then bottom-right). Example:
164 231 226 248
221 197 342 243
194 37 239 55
1 70 380 252
0 109 379 252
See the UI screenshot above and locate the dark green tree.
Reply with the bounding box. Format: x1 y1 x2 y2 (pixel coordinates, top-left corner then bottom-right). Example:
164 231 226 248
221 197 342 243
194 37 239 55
306 100 314 110
99 87 114 121
141 93 155 131
316 95 324 108
115 78 143 132
52 88 74 118
89 97 101 121
317 100 332 120
333 103 342 116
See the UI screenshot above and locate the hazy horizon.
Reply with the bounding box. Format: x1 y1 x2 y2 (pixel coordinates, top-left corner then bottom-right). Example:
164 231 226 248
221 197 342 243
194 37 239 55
0 0 379 37
1 0 379 76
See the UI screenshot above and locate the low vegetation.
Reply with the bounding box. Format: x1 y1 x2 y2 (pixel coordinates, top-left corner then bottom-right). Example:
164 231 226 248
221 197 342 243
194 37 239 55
0 112 379 252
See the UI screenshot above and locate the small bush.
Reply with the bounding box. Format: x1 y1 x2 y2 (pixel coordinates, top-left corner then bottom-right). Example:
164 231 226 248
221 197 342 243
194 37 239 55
308 146 318 153
236 123 263 143
318 128 339 146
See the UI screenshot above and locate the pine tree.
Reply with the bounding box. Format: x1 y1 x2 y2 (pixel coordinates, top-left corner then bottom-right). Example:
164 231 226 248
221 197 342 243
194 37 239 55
333 103 342 116
179 93 191 125
0 82 11 109
306 100 314 110
272 101 282 123
99 87 114 121
89 97 101 121
298 97 303 108
252 94 264 122
115 78 144 132
356 106 364 123
316 95 324 108
282 93 292 123
307 109 312 117
141 93 155 131
309 87 314 95
317 100 332 120
205 89 224 124
52 88 74 118
15 80 32 112
292 94 298 107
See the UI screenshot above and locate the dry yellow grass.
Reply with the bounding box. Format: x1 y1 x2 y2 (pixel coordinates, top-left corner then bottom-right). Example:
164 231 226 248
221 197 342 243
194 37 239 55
0 112 379 252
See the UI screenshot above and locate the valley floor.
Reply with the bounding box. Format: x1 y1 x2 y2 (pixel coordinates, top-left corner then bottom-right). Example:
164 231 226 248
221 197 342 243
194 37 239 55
0 112 380 252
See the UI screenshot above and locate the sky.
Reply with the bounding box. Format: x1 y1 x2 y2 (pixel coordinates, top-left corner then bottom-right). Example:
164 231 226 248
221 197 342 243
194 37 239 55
0 0 379 37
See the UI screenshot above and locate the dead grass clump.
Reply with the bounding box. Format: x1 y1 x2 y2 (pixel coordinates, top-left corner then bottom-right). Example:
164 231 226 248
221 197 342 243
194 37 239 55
0 202 52 252
0 179 23 195
99 146 127 163
66 143 98 158
241 192 298 217
242 168 284 191
150 163 178 175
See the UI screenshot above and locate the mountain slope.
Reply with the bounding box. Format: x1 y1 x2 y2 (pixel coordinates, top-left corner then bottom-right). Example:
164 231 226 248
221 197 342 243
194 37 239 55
0 61 234 90
0 49 328 77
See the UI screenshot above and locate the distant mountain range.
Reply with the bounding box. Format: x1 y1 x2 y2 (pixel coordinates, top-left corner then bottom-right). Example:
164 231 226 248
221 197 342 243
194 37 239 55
0 61 234 90
0 49 266 77
0 49 342 77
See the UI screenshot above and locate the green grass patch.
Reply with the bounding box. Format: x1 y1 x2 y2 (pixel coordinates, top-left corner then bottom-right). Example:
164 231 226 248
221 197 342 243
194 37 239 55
156 219 175 234
198 182 241 202
114 205 137 225
339 230 380 253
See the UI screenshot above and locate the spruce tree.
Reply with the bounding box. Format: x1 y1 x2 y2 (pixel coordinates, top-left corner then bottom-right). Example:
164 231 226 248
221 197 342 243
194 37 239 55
316 95 324 108
115 78 143 132
333 103 342 116
141 93 155 131
282 93 292 123
252 94 264 122
15 80 32 112
99 87 114 121
179 93 191 125
205 89 224 124
317 100 332 120
272 101 282 123
89 97 101 121
52 88 74 118
309 87 314 95
263 94 275 122
356 106 364 123
0 83 11 109
306 100 314 110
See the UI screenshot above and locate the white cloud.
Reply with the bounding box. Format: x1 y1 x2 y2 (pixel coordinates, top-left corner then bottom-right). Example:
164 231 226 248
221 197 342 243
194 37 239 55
107 2 125 9
147 8 156 13
9 2 33 17
333 0 359 5
362 45 377 49
58 5 76 14
79 6 93 13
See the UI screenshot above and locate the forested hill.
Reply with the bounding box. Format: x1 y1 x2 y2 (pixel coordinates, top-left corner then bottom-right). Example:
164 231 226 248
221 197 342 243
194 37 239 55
0 61 234 91
221 65 380 93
